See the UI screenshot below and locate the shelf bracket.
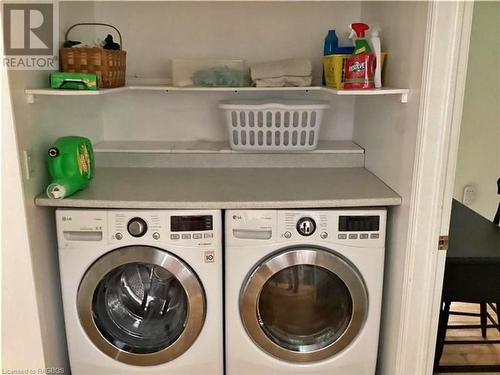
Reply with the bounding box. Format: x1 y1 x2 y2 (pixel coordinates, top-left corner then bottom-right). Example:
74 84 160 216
26 93 35 104
401 91 409 104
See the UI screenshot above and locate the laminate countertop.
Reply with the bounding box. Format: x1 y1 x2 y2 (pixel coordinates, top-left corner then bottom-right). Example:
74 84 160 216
35 167 401 209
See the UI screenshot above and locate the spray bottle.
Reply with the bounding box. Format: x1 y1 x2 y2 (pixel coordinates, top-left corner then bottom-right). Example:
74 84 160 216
344 23 376 89
369 28 382 88
46 136 94 199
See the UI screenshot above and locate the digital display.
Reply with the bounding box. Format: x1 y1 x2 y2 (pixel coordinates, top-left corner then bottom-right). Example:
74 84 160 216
339 216 380 232
171 215 213 232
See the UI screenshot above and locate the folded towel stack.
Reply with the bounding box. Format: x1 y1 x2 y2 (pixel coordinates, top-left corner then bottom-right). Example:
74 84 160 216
250 58 313 87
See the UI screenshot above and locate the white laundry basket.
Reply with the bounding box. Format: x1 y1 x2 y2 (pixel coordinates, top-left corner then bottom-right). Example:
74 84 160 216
219 99 329 151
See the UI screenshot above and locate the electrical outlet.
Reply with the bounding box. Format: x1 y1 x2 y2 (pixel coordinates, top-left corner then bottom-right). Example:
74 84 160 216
463 185 476 206
23 149 35 180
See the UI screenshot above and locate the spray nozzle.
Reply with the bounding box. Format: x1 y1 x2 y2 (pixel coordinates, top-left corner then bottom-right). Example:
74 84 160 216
349 23 370 38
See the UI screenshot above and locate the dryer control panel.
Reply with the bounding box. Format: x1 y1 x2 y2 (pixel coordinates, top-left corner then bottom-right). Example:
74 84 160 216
226 209 386 247
278 210 386 245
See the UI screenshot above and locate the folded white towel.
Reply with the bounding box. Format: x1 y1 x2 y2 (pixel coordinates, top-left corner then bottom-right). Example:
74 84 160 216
254 76 313 87
250 58 312 80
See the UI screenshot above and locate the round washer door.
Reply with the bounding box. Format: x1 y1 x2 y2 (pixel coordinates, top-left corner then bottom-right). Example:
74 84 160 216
240 247 368 362
77 246 206 366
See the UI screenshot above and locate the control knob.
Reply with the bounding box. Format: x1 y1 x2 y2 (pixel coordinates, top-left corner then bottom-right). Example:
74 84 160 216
127 217 148 237
296 217 316 236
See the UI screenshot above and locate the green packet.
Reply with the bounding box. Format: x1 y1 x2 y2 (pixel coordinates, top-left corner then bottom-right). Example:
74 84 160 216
50 72 98 90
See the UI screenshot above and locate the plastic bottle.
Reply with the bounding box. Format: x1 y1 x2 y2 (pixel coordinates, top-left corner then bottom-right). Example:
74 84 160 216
323 30 339 85
344 23 376 89
369 28 382 88
324 30 339 56
46 136 94 199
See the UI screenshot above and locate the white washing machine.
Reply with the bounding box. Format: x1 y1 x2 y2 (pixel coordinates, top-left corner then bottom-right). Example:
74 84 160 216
56 209 223 375
225 209 386 374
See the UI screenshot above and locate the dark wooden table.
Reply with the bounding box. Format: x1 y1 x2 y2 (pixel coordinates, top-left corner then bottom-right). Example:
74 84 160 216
434 199 500 372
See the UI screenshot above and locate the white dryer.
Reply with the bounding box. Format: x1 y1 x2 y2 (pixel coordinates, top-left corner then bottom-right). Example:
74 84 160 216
56 209 223 375
225 209 386 374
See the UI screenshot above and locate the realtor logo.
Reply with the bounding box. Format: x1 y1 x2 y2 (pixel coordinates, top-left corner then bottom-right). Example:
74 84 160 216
2 2 58 69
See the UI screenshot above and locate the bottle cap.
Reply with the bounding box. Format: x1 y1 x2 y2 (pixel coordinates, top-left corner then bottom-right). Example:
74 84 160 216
47 184 66 199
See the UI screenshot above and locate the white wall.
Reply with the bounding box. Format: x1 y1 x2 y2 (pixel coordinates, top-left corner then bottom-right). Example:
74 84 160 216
453 1 500 220
2 65 46 372
2 3 103 370
83 1 363 142
354 2 428 373
6 69 102 372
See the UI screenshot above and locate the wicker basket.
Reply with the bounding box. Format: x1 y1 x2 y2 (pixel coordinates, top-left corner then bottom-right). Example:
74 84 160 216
60 23 126 88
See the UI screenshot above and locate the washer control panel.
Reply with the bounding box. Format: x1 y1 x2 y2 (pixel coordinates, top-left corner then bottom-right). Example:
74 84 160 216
110 211 161 242
296 217 316 236
127 217 148 237
107 211 217 245
56 210 221 248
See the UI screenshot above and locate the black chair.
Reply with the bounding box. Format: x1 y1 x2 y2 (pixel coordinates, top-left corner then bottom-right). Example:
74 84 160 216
434 178 500 371
494 177 500 226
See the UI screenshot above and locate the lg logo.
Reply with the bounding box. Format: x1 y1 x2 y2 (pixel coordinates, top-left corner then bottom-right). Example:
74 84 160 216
3 3 53 55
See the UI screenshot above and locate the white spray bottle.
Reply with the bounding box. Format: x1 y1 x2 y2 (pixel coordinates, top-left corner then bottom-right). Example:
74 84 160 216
369 28 382 88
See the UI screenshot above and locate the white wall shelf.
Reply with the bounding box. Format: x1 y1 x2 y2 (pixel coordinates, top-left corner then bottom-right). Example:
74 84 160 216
24 87 129 103
93 140 364 154
323 87 410 103
25 86 409 103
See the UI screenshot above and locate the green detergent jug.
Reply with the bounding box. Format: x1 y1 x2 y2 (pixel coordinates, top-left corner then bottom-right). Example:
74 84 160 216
46 136 94 199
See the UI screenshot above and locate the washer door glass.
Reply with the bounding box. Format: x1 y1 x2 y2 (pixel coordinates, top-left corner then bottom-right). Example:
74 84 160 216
92 262 188 354
78 246 206 366
239 247 368 362
258 264 352 352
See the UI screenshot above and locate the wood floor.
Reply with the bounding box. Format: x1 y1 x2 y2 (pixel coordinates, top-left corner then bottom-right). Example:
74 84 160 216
436 302 500 374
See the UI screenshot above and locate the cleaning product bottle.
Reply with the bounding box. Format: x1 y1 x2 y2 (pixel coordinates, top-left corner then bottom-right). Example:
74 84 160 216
369 28 382 88
46 136 94 199
323 30 339 85
324 30 339 56
344 23 376 89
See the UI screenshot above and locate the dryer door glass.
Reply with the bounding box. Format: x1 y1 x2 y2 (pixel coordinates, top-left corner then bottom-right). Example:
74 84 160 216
239 247 368 362
77 246 206 366
92 262 188 354
258 264 352 352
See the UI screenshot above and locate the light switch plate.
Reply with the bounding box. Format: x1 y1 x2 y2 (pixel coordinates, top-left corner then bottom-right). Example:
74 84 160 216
23 149 34 180
463 185 476 206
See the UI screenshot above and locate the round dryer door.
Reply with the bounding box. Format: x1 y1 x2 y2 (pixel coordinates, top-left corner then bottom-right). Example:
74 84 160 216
77 246 206 366
240 247 368 362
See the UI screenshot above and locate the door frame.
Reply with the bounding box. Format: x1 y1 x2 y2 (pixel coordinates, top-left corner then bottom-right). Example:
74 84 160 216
394 2 474 374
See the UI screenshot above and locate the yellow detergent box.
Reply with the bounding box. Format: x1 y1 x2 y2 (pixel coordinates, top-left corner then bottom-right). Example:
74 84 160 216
323 53 386 89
